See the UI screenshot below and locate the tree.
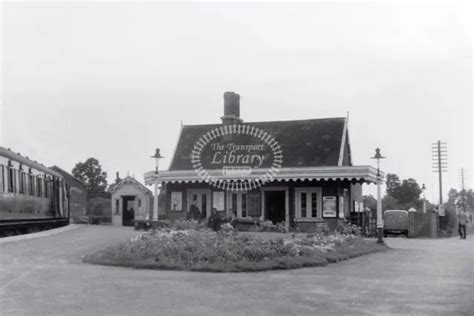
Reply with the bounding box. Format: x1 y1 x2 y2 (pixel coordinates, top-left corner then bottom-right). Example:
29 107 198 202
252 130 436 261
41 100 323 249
446 188 474 212
385 173 422 210
382 195 401 211
72 158 108 198
362 195 377 211
448 188 458 204
386 173 401 197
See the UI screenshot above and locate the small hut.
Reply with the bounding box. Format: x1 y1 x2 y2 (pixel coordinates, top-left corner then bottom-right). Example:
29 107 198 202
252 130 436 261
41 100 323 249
110 176 152 226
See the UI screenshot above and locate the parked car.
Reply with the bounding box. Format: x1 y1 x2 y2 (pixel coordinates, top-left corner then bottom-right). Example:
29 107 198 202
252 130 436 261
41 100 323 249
384 210 409 237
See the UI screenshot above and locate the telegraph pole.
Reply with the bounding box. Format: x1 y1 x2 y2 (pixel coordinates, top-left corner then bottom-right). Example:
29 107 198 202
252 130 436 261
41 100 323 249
432 141 447 204
458 168 469 209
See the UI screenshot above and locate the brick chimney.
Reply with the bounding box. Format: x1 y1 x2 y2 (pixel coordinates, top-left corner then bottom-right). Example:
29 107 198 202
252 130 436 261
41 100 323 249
221 91 243 125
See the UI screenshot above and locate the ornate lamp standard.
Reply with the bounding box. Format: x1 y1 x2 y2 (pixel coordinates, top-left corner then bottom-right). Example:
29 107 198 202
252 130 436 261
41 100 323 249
151 148 164 221
371 148 385 244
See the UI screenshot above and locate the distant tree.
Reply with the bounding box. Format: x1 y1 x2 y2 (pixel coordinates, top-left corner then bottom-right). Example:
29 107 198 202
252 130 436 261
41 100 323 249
385 173 401 197
382 195 401 211
362 195 377 211
385 173 422 210
448 188 458 204
395 178 422 208
72 158 109 198
446 188 474 212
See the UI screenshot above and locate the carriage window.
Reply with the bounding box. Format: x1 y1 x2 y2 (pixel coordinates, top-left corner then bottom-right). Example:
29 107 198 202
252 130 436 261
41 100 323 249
44 179 49 198
8 168 15 193
19 172 26 194
36 177 42 197
29 174 34 195
0 165 4 192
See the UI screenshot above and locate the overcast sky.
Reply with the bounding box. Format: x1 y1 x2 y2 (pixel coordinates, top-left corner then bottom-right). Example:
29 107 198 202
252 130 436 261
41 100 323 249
1 1 472 202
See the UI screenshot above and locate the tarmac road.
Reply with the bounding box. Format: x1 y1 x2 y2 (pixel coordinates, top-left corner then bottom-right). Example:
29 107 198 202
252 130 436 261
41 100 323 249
0 225 472 315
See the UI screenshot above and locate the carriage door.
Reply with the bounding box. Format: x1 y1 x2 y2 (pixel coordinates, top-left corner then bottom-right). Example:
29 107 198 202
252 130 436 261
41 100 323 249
187 189 211 219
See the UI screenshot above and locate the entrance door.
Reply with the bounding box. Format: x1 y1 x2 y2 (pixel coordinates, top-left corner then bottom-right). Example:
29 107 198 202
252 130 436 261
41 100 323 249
187 189 211 219
122 195 136 226
227 192 248 218
264 191 286 224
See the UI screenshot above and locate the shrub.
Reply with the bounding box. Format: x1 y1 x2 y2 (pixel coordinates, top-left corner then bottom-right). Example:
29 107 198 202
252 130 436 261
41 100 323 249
85 224 387 272
335 223 362 236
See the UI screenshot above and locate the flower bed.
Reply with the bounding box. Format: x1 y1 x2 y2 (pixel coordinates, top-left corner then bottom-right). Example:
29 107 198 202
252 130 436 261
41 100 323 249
84 223 387 272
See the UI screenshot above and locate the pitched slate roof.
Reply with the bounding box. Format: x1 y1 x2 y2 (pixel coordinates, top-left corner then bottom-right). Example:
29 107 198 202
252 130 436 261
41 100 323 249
169 117 349 171
109 176 152 195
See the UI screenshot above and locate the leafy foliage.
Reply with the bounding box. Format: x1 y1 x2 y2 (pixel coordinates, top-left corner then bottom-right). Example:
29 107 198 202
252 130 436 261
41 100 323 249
72 158 108 198
84 220 386 272
385 173 423 210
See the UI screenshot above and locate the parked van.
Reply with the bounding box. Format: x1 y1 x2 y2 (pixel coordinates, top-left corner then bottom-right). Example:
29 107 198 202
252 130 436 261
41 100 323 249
384 210 409 237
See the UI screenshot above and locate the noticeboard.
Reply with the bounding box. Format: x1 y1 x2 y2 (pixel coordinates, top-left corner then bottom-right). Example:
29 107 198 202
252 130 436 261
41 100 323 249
323 196 337 218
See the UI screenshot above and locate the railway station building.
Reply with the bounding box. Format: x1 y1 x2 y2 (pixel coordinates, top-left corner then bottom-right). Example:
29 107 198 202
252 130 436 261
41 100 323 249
145 92 378 231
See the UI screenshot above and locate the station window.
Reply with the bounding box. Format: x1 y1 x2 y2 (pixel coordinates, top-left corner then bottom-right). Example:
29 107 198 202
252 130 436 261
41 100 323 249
295 188 322 219
241 193 247 218
138 199 142 208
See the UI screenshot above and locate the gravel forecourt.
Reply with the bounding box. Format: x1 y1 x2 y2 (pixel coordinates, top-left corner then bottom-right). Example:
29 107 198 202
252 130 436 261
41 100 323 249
0 225 472 315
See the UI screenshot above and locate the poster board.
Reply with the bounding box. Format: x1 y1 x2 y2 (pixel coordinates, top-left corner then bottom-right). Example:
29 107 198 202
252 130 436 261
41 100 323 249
323 196 337 218
213 191 225 211
171 192 182 211
248 191 261 217
438 205 445 217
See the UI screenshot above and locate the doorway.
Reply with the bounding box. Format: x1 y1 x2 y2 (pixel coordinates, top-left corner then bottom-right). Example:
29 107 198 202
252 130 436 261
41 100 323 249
187 189 211 219
122 195 136 226
264 191 286 224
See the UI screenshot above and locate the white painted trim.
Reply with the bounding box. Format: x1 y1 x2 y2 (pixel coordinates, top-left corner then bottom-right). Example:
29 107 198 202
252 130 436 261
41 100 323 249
260 186 290 231
337 113 349 166
294 187 322 219
144 165 380 185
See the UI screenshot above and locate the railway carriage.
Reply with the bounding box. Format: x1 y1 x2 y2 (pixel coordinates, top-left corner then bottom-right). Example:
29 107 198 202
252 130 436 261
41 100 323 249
0 146 69 235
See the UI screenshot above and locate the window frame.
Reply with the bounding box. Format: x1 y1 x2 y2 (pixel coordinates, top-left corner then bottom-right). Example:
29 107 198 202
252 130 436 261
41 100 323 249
295 187 322 220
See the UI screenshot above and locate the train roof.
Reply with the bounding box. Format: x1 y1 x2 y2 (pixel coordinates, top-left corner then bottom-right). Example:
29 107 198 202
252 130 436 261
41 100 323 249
0 146 63 178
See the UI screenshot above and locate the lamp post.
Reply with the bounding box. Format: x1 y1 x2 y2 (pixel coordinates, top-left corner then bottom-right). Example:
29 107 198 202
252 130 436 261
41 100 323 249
151 148 164 221
371 148 385 244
